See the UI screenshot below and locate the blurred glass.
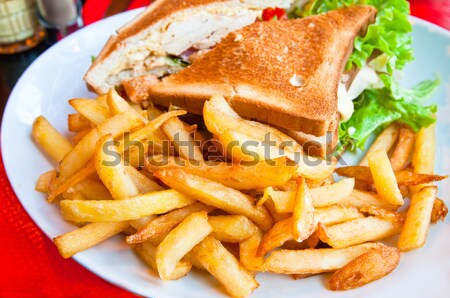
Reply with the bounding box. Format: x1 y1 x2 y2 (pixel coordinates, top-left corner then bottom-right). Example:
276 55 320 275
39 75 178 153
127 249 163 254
36 0 83 39
0 0 45 54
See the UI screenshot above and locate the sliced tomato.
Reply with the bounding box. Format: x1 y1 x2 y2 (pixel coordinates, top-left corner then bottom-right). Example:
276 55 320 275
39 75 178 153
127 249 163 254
262 7 287 21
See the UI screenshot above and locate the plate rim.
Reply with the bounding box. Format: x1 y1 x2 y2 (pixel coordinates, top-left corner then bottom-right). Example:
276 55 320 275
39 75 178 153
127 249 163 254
1 9 449 298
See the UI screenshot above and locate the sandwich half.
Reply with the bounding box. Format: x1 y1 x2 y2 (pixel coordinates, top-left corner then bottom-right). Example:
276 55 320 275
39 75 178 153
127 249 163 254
84 0 294 95
147 6 377 156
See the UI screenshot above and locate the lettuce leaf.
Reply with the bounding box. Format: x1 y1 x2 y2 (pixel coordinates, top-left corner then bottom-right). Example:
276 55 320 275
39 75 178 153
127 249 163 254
299 0 413 73
339 78 439 150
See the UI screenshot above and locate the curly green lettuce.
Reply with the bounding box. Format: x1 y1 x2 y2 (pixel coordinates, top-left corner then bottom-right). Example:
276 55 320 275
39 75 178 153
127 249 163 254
339 78 439 150
292 0 439 150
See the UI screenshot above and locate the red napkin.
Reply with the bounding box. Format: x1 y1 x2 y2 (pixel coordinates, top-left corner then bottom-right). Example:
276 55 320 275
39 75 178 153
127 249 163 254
0 1 448 297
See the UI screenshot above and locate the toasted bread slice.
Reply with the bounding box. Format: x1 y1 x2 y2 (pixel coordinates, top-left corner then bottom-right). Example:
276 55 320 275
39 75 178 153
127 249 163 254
84 0 294 94
148 6 377 138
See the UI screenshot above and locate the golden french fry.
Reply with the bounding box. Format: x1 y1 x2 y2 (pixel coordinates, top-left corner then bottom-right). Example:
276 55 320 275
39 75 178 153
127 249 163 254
369 150 404 206
264 243 385 274
335 166 446 186
338 189 397 210
64 178 112 201
268 178 355 213
209 215 258 243
191 236 259 297
240 229 265 272
117 109 186 153
126 202 214 244
60 189 195 222
360 123 399 166
360 206 405 223
124 166 164 193
134 241 192 279
54 222 129 258
314 206 365 227
154 168 273 231
412 123 435 175
398 186 437 251
311 178 355 208
156 211 211 280
161 117 204 161
35 170 57 193
318 217 402 249
69 98 111 125
68 113 91 132
59 111 145 182
263 197 291 222
431 198 448 223
292 177 315 242
329 246 401 291
257 217 293 256
146 155 297 190
73 128 91 145
106 89 146 120
95 135 139 200
32 116 73 163
47 160 96 203
390 125 415 171
204 95 302 152
411 123 436 193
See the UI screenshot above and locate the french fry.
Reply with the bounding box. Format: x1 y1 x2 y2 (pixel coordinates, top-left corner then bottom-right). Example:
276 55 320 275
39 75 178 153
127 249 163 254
398 186 437 251
73 128 91 145
124 166 164 193
335 166 446 186
54 222 129 258
66 178 112 201
117 110 186 153
411 123 436 193
204 95 302 152
292 177 315 242
360 123 399 166
431 198 448 223
369 150 404 206
268 178 355 213
156 212 211 280
257 206 363 256
390 125 415 171
360 206 405 223
257 217 292 256
209 215 258 243
314 206 365 227
134 241 192 279
126 202 214 244
318 217 402 249
95 135 139 200
59 111 145 182
32 116 73 163
60 189 195 222
154 168 273 231
204 95 335 180
329 246 401 291
191 236 259 297
264 243 385 274
412 123 435 175
240 230 265 272
263 197 291 222
146 155 297 190
161 117 204 161
310 178 355 208
47 160 96 203
338 189 397 210
69 98 111 125
35 170 57 193
68 113 91 132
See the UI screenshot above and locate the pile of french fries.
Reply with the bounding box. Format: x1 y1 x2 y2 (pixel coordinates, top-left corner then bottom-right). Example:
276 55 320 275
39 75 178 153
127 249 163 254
32 91 447 297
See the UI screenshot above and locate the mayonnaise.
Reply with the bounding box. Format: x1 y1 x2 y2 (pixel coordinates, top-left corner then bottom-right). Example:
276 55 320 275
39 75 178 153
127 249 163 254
337 64 384 121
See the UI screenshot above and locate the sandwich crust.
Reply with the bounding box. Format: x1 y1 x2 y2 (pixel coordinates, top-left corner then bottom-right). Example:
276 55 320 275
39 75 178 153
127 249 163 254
148 5 377 137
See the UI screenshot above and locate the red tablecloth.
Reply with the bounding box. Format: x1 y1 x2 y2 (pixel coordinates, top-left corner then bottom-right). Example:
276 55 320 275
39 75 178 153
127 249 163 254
0 1 448 297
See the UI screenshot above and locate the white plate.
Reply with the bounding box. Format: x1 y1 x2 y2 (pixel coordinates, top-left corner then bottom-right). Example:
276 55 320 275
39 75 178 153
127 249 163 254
2 8 450 298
